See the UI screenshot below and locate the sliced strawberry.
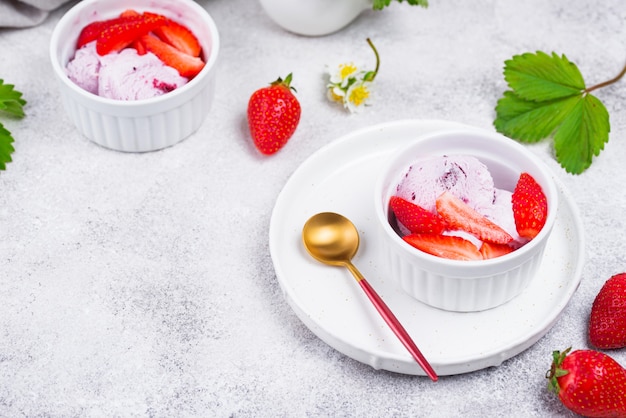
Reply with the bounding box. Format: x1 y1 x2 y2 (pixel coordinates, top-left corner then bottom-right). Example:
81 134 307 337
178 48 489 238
140 35 205 78
77 19 114 48
436 191 513 244
512 172 548 240
96 13 166 56
389 196 447 235
76 11 140 49
151 15 202 57
403 234 482 261
131 38 147 55
479 241 514 259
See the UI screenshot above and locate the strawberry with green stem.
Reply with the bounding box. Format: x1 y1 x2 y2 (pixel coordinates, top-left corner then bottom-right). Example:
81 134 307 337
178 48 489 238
247 73 301 155
547 348 626 417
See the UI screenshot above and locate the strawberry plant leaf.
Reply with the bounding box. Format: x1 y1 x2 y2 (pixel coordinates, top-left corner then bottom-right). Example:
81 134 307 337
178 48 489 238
0 79 26 118
372 0 428 11
0 123 15 171
495 91 580 142
504 51 585 101
494 51 617 174
0 79 26 171
554 94 610 174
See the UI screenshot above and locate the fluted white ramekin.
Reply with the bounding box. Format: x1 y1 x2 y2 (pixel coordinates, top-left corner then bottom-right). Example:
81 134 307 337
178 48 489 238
374 129 559 312
50 0 219 152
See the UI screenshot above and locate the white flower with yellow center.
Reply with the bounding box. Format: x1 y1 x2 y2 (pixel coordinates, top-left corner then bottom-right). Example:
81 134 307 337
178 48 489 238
344 80 373 113
325 39 380 113
329 63 359 88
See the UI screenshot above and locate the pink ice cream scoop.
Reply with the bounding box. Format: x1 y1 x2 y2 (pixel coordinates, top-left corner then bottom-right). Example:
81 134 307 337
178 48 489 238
395 155 521 242
66 41 188 100
66 42 101 95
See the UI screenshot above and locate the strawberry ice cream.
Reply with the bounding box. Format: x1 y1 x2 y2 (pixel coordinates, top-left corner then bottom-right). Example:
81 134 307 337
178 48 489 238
394 155 521 243
66 41 188 100
64 9 205 101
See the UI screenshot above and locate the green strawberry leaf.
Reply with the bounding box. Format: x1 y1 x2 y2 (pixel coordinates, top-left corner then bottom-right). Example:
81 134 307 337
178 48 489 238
0 79 26 171
0 123 15 171
504 51 586 102
495 91 580 142
372 0 428 11
554 94 610 174
494 51 616 174
0 79 26 118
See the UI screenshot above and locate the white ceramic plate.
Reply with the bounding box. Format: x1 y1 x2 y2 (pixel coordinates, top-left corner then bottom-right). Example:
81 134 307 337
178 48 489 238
269 119 584 376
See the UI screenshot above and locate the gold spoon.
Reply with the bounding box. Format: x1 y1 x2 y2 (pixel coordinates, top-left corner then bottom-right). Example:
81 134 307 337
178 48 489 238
302 212 438 381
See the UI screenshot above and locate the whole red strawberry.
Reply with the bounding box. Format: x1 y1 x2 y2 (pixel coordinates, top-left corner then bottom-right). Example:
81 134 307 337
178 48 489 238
247 74 301 155
547 348 626 417
512 172 548 240
589 273 626 349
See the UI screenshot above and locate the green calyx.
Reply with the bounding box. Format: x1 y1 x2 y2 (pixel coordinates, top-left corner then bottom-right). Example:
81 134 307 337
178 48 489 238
270 73 297 93
546 347 571 395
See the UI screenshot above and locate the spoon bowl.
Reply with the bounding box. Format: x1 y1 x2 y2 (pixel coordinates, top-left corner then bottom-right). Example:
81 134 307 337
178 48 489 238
303 212 359 266
302 212 438 381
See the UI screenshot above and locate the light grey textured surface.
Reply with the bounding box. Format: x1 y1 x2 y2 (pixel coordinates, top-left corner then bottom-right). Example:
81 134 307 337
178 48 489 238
1 0 625 416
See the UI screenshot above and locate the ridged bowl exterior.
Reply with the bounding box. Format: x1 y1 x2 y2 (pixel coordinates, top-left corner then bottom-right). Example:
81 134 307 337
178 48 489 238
381 234 548 311
374 129 559 312
50 0 219 152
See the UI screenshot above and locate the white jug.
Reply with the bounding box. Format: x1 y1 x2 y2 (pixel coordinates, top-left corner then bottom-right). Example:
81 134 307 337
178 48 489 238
259 0 372 36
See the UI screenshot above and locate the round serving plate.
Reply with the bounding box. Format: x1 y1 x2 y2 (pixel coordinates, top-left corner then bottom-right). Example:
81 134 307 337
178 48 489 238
269 119 584 376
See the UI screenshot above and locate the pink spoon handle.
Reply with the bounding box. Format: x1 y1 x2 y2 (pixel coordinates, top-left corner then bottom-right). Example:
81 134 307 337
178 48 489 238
358 278 438 381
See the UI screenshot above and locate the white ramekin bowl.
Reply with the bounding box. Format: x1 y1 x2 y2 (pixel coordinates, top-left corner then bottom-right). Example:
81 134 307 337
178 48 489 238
50 0 219 152
374 129 559 312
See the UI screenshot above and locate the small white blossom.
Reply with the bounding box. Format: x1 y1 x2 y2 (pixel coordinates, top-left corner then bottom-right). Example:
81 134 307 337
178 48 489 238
325 39 380 113
344 80 374 113
328 63 359 88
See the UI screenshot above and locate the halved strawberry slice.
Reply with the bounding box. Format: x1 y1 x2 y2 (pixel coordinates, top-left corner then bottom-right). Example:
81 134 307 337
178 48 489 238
151 15 202 57
389 196 447 235
403 234 482 261
96 13 166 56
131 38 147 55
140 35 205 78
512 173 548 240
479 242 514 259
436 191 513 244
76 10 142 49
77 19 116 48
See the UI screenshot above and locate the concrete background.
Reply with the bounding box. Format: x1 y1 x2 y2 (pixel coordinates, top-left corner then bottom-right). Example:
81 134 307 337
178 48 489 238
1 0 625 416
